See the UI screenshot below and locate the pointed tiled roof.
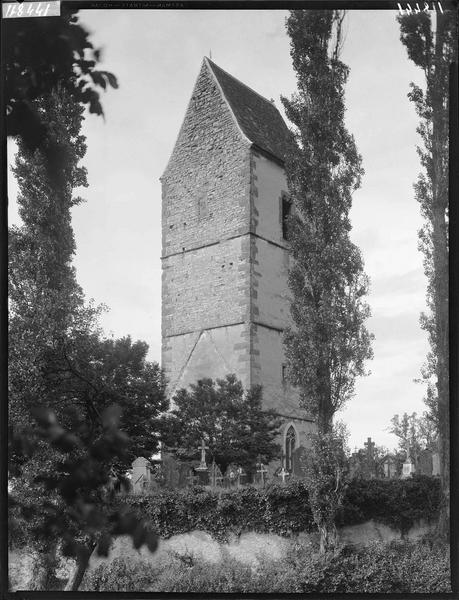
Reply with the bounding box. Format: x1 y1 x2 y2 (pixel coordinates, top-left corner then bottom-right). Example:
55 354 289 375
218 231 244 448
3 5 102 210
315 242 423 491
206 58 291 164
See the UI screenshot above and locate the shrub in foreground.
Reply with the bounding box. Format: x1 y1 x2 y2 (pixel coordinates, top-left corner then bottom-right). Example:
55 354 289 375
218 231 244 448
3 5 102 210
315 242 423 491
81 557 160 592
81 538 450 593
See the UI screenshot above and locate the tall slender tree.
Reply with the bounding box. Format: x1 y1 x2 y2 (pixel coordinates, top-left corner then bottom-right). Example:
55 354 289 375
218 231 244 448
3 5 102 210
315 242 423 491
281 10 373 436
8 88 165 590
397 9 457 537
281 10 373 553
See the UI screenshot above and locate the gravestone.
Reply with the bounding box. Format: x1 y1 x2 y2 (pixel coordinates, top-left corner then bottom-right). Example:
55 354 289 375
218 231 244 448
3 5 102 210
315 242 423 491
224 464 238 488
349 451 362 479
292 446 307 478
162 454 181 488
380 455 397 479
185 466 199 487
209 460 223 488
132 457 153 494
417 449 433 476
178 462 193 488
401 456 415 478
236 466 247 486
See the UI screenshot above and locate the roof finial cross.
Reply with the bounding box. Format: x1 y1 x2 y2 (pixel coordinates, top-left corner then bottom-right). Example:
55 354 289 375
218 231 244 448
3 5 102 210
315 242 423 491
209 49 212 60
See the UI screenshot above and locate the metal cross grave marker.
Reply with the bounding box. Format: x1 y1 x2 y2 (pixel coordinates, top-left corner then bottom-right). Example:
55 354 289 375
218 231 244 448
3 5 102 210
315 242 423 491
256 455 267 487
279 466 289 484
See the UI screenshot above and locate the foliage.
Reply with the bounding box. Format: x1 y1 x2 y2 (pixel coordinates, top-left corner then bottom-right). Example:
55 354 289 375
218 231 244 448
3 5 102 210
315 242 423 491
389 411 437 464
301 426 349 552
349 442 399 479
9 407 159 579
123 482 313 542
39 333 168 472
337 475 442 535
81 557 159 592
397 9 457 536
81 538 450 593
122 476 440 543
4 7 117 175
281 9 373 436
159 375 281 474
8 87 165 589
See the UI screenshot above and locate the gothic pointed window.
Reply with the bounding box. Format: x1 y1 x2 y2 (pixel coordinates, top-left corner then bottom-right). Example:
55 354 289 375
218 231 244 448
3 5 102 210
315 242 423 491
285 426 296 473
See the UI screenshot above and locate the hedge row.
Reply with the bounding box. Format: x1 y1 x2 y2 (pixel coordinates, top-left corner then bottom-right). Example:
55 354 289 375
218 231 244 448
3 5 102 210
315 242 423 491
336 476 442 534
122 475 441 542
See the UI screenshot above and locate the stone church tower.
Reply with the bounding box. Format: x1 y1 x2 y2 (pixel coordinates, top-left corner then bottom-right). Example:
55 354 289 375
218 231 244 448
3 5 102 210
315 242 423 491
161 58 315 471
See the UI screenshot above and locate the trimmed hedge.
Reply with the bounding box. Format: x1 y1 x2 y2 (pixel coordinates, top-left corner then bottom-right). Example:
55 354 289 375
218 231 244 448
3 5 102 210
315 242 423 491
336 475 442 534
121 475 440 542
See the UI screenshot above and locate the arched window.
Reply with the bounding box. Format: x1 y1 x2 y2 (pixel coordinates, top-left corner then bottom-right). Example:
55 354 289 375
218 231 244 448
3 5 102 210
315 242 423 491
285 426 296 472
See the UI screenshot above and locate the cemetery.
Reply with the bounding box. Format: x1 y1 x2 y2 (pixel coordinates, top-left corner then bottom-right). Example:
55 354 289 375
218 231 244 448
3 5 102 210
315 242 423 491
71 444 444 591
75 463 445 592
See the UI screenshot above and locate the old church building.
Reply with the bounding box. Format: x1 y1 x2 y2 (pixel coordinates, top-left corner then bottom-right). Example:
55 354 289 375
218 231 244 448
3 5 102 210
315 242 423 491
161 58 315 472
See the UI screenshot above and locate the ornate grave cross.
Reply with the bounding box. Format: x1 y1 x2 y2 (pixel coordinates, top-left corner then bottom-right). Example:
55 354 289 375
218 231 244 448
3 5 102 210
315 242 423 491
196 438 209 471
364 437 376 478
279 466 289 484
256 455 267 487
364 437 375 458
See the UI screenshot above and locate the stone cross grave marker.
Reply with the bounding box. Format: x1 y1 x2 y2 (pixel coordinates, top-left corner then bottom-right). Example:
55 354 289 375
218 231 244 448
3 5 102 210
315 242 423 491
196 438 209 471
364 437 375 459
401 446 415 478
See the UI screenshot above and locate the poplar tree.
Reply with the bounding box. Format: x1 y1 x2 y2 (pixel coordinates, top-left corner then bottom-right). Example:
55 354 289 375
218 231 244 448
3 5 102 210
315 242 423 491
397 9 457 537
281 10 373 553
281 10 373 436
8 89 163 590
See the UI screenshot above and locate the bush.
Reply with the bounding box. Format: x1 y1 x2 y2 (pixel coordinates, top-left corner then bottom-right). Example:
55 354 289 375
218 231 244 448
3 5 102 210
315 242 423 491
121 476 440 542
81 557 159 591
337 475 442 534
80 538 450 593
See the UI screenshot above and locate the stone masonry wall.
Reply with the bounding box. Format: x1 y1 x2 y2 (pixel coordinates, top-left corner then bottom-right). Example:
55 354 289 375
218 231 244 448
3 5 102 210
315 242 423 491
251 152 288 246
161 60 251 256
162 237 248 336
161 60 252 393
249 150 315 448
163 323 250 397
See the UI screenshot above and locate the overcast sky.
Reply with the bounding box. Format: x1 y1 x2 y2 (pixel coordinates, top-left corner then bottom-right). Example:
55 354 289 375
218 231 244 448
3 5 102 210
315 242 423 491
8 8 433 450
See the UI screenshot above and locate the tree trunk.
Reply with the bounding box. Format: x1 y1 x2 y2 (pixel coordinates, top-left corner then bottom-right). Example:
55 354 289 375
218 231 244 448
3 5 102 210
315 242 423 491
64 543 96 591
430 15 450 539
319 520 338 554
